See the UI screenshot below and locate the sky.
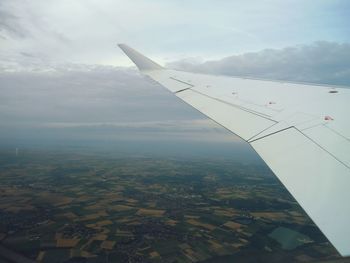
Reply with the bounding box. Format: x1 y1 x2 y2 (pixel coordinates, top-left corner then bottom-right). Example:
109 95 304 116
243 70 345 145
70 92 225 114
0 0 349 155
1 0 349 67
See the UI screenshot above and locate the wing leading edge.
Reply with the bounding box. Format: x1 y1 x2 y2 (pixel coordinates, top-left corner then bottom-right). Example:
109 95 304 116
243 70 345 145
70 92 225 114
119 44 350 256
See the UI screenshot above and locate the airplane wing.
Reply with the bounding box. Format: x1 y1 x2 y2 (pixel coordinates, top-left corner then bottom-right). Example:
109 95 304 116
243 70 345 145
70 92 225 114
118 44 350 256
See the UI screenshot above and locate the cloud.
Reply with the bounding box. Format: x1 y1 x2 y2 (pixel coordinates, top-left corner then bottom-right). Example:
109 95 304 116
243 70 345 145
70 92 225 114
167 41 350 86
0 65 242 147
1 0 349 68
41 119 215 130
0 65 198 123
0 4 26 39
1 41 350 149
34 119 233 142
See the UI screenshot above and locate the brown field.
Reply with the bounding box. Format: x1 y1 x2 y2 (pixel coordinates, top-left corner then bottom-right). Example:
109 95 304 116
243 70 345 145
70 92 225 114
165 219 178 226
238 238 249 244
231 243 245 249
145 202 157 208
184 215 200 219
96 220 113 227
186 219 216 231
208 240 229 256
208 240 222 249
110 204 134 211
116 230 133 237
56 238 80 248
116 217 135 223
127 220 142 226
96 210 108 216
38 193 74 206
85 203 104 210
80 251 97 258
223 221 243 230
149 251 160 258
80 213 101 221
251 212 288 221
101 240 116 250
93 234 108 241
125 198 138 204
75 196 92 202
5 206 34 213
55 196 75 206
183 248 200 262
213 209 236 217
36 251 45 261
215 188 250 199
62 212 78 219
179 243 191 250
136 208 165 217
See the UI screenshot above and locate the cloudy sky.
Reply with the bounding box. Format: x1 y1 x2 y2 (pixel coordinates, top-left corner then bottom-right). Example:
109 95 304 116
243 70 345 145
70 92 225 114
0 0 349 155
1 0 350 67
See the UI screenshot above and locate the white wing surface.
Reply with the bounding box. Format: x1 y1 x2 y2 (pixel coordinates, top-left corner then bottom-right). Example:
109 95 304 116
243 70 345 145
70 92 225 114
118 44 350 256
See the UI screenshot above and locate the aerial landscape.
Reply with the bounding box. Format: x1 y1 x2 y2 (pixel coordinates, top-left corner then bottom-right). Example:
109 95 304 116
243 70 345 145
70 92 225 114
0 149 340 262
1 0 349 262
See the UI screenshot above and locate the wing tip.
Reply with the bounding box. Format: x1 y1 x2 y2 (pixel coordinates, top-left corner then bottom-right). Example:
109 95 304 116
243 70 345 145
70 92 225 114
118 44 164 71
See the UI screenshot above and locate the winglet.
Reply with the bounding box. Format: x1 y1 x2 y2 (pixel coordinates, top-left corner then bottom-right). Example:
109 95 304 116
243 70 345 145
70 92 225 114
118 44 164 71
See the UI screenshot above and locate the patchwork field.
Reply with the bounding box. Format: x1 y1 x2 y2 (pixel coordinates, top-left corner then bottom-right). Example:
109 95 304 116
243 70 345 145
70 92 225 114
0 150 340 262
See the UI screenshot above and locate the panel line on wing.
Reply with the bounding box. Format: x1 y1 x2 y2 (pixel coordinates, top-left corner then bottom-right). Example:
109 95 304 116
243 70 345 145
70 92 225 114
175 88 191 94
294 128 350 170
191 89 277 122
247 122 287 142
322 124 350 142
248 126 294 143
169 77 194 87
252 125 350 170
298 123 324 132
